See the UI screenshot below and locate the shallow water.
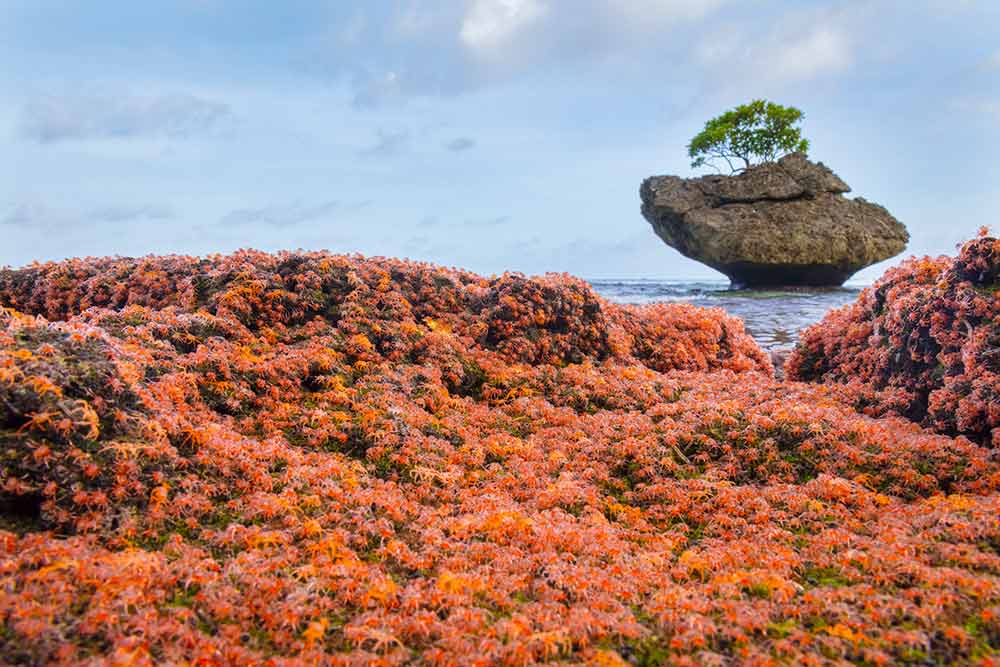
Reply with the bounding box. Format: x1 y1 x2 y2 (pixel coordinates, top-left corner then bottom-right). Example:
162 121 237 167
589 279 865 350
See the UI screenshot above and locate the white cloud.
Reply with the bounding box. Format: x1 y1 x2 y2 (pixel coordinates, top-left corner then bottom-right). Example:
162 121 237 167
89 204 176 223
1 202 69 229
351 71 406 108
338 12 368 46
925 0 988 15
464 214 511 227
458 0 729 60
445 136 476 151
359 129 410 157
2 201 175 230
697 19 852 89
391 2 452 38
20 90 232 143
953 97 1000 117
313 0 734 105
218 201 361 228
460 0 549 51
770 27 851 83
613 0 727 24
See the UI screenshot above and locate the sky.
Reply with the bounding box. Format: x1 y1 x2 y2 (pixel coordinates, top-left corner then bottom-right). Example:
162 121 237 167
3 0 999 280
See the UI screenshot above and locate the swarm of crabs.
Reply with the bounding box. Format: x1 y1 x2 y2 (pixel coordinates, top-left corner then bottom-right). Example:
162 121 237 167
0 235 998 666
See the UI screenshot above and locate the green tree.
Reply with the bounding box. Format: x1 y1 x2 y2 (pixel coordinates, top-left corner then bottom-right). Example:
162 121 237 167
688 100 810 173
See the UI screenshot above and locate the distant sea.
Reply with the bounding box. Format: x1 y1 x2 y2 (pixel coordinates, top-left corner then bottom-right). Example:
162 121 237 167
590 279 867 350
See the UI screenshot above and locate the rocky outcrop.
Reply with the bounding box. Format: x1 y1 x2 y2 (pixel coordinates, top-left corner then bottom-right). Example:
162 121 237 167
640 153 909 287
769 346 793 381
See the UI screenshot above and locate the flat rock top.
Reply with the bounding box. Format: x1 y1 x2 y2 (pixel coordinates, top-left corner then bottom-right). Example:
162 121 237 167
646 153 851 208
701 153 850 201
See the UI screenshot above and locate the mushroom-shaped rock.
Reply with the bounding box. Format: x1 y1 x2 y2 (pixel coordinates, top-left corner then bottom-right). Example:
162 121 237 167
640 153 908 287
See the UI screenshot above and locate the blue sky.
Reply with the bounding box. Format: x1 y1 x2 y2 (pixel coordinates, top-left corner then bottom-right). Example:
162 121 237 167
3 1 998 279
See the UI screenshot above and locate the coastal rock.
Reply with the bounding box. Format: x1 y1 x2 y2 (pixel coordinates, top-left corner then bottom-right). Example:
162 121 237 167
640 153 909 287
769 346 794 380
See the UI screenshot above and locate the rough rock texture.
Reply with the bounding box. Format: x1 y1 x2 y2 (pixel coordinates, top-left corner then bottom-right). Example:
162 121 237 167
640 153 909 287
769 345 794 381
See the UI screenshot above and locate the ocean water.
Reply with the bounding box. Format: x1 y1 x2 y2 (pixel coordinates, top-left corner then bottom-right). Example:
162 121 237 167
589 279 866 350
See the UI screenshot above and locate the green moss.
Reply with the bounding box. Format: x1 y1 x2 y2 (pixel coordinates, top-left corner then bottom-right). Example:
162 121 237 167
167 585 201 609
799 565 851 588
511 591 533 605
745 582 773 599
369 452 413 482
616 637 672 667
767 619 797 639
447 360 487 398
896 647 929 664
966 614 1000 658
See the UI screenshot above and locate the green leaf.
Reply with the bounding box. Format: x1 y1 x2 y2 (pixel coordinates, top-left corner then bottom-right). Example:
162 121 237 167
687 99 810 173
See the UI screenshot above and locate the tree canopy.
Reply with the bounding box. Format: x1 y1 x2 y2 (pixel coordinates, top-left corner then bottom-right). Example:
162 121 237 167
688 99 810 173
